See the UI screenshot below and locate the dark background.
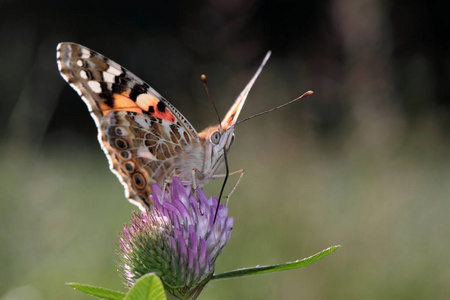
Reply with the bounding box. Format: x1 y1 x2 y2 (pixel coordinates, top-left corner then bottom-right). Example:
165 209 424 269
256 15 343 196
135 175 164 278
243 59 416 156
1 1 449 299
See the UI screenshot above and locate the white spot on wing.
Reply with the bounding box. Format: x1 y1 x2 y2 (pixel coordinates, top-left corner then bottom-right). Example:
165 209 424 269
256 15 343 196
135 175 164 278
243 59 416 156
81 48 91 59
136 94 151 111
136 148 155 160
103 72 116 83
88 80 102 93
135 116 150 128
77 60 83 67
80 70 88 79
107 65 122 76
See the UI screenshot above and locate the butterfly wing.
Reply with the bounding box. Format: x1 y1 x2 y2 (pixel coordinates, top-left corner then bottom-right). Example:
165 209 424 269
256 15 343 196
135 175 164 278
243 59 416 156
221 51 271 129
57 42 198 210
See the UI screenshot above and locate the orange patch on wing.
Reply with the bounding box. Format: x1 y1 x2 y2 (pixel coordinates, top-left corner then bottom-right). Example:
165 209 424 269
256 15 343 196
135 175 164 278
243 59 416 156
136 94 175 123
99 102 112 113
113 94 142 112
100 93 143 114
153 108 175 123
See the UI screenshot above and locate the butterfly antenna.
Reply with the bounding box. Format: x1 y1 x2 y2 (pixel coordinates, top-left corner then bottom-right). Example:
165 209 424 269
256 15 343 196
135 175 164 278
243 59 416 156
234 90 314 126
201 75 229 223
202 75 222 129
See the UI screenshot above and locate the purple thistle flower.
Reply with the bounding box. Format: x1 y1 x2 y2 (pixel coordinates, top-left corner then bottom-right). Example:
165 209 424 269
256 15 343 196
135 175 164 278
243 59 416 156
117 177 233 299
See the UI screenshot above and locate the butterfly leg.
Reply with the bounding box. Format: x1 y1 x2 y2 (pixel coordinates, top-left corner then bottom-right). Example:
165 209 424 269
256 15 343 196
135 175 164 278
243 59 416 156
190 167 208 215
161 179 171 201
191 168 208 191
161 174 178 200
213 169 245 205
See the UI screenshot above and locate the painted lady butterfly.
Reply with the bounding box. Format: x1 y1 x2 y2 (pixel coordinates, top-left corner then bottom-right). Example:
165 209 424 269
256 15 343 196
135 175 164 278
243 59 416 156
56 43 271 211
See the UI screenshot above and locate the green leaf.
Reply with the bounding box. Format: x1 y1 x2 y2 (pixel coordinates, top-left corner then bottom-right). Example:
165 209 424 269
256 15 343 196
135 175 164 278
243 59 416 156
212 245 340 281
67 282 126 299
124 273 167 300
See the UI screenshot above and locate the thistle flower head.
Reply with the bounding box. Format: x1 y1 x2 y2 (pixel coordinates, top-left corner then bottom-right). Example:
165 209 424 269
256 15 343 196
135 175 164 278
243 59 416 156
117 177 233 299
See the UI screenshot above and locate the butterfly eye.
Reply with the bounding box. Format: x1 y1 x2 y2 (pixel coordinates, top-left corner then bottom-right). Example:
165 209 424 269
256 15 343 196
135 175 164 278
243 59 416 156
230 133 235 146
210 131 221 145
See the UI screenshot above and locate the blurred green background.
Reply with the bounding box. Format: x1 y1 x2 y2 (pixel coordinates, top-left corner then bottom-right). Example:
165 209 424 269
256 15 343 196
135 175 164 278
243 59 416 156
1 0 450 299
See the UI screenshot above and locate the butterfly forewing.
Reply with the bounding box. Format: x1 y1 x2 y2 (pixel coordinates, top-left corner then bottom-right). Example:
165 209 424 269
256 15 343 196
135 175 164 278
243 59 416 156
57 42 199 209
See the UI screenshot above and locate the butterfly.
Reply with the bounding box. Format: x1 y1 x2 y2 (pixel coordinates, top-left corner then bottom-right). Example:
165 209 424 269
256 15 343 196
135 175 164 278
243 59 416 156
56 42 271 211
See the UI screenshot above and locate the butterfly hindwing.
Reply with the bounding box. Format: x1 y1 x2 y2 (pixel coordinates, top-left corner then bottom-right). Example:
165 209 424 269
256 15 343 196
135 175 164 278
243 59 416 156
101 111 195 208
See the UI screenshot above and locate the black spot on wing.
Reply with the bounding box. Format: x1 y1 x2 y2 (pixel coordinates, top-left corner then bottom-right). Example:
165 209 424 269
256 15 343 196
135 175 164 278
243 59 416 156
114 76 129 86
132 173 146 189
125 162 134 172
129 83 149 101
84 70 93 80
97 82 114 104
157 101 166 112
111 80 128 95
101 94 114 106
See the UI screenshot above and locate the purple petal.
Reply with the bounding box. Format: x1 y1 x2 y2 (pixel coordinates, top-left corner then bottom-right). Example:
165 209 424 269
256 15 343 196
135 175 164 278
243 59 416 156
189 225 198 256
193 260 200 281
205 253 211 273
172 199 192 224
195 213 209 239
123 227 130 239
163 201 178 213
170 177 190 206
198 238 207 270
196 188 210 216
175 228 188 259
184 184 192 196
169 235 177 256
188 248 195 270
151 183 163 204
